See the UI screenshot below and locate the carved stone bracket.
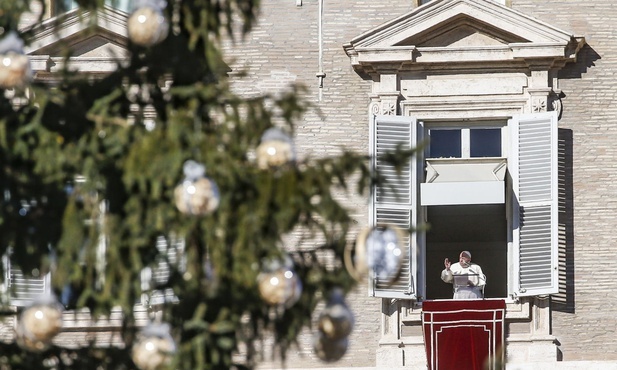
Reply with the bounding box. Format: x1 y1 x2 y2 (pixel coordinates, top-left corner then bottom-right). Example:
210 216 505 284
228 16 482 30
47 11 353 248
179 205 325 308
370 93 401 115
532 96 547 113
382 101 397 115
527 87 552 114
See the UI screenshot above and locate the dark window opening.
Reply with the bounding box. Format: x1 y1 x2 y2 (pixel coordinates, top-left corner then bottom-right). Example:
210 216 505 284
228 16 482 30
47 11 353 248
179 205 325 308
425 204 507 300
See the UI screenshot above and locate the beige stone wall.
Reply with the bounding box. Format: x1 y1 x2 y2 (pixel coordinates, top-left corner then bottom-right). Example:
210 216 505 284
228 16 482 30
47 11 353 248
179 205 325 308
511 0 617 362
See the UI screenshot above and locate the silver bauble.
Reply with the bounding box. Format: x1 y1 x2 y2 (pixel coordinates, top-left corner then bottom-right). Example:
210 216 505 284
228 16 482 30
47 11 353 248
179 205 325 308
0 32 32 89
256 128 296 169
313 331 348 362
16 297 63 352
355 224 407 285
127 0 169 47
174 160 220 216
317 290 354 340
257 258 302 308
132 323 176 370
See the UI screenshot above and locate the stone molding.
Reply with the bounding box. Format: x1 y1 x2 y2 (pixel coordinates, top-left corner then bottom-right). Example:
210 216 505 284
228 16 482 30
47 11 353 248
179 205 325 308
344 0 585 76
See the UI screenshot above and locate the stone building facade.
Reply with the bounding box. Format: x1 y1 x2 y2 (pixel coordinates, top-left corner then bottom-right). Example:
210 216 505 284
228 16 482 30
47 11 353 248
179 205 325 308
7 0 617 369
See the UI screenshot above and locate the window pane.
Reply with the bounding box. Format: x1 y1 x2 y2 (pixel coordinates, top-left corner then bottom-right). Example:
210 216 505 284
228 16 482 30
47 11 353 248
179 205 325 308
429 129 461 158
107 0 132 12
470 128 501 157
55 0 132 14
55 0 77 13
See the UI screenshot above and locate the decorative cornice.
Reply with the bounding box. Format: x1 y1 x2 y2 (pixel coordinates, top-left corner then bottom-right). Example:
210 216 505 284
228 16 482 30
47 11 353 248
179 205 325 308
345 0 585 76
26 6 128 55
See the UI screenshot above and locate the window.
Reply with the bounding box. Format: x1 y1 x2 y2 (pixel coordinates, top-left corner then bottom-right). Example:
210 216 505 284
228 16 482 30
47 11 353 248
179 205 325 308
369 112 558 301
55 0 132 14
428 127 502 158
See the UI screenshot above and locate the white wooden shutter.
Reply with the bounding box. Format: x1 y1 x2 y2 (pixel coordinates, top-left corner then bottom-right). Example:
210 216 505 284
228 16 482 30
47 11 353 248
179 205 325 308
369 115 418 299
141 236 184 305
510 111 558 296
2 254 51 306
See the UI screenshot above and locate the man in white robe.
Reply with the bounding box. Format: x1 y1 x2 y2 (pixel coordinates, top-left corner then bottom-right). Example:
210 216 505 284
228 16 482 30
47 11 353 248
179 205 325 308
441 250 486 299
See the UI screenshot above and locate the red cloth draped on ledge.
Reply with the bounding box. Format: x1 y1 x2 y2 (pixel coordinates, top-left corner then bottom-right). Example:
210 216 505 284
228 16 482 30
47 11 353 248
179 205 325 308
422 299 506 370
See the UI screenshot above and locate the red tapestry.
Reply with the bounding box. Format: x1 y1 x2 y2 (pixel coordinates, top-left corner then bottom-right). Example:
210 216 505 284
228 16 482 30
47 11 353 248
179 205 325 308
422 299 506 370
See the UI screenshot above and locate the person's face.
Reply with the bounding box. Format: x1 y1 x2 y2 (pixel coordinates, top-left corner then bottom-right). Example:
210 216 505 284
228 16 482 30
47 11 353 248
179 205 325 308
459 253 471 266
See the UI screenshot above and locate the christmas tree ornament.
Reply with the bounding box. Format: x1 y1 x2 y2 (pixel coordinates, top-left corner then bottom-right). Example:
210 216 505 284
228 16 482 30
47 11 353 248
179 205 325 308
0 31 32 89
15 296 63 352
256 128 296 169
131 323 176 370
355 224 407 285
257 257 302 308
127 0 170 47
317 289 354 341
313 331 348 362
174 160 220 215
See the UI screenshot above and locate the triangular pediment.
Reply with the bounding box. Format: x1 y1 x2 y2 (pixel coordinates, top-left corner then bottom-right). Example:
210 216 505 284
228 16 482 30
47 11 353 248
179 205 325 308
396 14 527 48
344 0 584 73
31 31 128 59
26 7 129 73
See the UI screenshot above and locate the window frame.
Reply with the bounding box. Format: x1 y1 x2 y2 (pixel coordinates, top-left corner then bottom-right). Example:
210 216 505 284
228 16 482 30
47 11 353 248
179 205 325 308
426 121 507 159
370 112 558 302
54 0 133 15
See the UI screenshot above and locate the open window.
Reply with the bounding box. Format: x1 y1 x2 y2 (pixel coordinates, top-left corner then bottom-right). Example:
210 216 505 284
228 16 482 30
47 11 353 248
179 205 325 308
369 111 558 301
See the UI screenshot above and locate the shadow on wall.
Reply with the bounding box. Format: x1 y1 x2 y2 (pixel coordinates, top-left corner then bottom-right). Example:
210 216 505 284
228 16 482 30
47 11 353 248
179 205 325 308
552 128 574 314
549 43 600 315
558 43 601 80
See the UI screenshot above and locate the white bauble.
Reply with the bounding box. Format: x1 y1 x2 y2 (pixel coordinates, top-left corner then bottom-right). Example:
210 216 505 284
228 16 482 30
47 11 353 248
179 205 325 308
255 128 296 169
132 323 176 370
127 3 169 47
174 160 220 216
16 299 63 352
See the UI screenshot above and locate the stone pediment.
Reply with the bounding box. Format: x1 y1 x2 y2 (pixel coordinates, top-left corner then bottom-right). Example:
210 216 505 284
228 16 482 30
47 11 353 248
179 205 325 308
26 6 129 75
344 0 585 74
397 15 527 47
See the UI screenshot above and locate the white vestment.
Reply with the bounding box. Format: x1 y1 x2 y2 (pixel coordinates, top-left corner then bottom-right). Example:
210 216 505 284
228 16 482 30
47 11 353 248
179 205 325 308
441 262 486 299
